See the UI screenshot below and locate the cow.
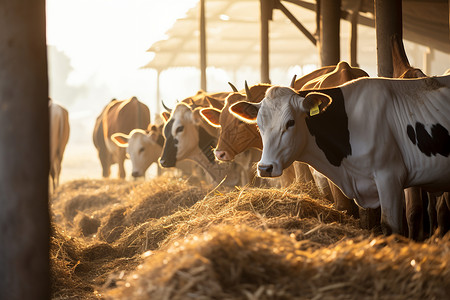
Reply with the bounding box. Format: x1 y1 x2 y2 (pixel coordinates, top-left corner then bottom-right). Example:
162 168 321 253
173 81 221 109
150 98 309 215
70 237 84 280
230 74 450 235
111 124 164 178
93 96 150 179
159 100 245 187
200 82 301 187
49 99 70 191
391 34 450 239
201 62 367 215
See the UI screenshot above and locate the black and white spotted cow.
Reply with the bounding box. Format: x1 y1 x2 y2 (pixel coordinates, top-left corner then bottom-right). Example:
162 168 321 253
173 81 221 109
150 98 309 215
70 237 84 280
230 75 450 235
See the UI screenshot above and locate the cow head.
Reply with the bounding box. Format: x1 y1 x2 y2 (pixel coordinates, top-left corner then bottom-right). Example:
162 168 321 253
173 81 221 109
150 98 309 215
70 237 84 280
230 86 331 177
199 83 270 162
111 126 164 178
159 103 216 168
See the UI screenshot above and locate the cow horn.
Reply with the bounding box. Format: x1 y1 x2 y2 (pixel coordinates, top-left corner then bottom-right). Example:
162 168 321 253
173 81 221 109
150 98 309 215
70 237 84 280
290 74 297 88
228 82 238 93
161 100 172 113
245 80 253 101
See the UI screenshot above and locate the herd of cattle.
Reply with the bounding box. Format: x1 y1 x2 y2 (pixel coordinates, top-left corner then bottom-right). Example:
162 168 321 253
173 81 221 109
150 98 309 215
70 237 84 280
50 37 450 241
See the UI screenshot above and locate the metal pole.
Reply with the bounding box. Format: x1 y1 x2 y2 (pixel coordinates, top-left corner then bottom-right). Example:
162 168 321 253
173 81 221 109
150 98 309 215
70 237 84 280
0 1 50 299
375 0 402 77
320 0 341 67
200 0 207 91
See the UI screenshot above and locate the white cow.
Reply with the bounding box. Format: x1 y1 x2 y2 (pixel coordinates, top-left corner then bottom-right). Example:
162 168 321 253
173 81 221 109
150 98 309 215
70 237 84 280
111 125 164 178
230 75 450 235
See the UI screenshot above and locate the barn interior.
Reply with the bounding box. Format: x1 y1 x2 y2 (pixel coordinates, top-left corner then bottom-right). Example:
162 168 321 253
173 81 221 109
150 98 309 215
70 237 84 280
0 1 449 299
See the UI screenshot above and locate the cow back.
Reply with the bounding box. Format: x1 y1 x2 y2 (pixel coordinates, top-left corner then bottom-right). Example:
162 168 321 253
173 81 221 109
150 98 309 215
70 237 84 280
103 97 150 139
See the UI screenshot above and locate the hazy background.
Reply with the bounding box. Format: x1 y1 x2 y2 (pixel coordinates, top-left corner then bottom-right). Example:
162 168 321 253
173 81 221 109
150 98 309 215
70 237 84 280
46 0 450 183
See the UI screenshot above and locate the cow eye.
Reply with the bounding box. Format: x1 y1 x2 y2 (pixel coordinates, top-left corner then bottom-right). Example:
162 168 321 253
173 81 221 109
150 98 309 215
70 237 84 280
286 119 295 130
176 126 184 134
139 147 145 154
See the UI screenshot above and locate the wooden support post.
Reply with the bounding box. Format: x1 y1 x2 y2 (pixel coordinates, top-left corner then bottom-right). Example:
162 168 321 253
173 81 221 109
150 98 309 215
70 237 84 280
349 0 362 67
260 0 272 83
320 0 341 67
0 1 50 299
200 0 207 91
375 0 403 77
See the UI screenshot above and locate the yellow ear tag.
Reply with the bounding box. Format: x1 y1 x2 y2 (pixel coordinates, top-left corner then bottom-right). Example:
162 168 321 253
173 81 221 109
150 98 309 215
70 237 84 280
310 103 320 116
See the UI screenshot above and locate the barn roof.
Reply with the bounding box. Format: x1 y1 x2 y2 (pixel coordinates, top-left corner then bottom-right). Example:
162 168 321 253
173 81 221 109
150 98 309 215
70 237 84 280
142 0 449 71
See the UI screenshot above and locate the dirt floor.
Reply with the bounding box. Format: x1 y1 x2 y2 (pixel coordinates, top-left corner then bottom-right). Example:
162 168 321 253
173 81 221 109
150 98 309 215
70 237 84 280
50 174 450 300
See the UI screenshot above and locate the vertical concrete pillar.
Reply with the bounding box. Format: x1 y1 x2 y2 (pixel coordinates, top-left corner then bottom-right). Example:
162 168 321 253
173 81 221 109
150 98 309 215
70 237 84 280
0 1 50 299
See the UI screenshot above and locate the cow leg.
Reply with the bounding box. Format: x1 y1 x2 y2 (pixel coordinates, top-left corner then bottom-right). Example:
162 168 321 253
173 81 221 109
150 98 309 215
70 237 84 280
99 153 111 178
375 175 404 235
427 193 438 236
437 193 450 236
404 187 423 241
118 159 126 179
331 183 359 218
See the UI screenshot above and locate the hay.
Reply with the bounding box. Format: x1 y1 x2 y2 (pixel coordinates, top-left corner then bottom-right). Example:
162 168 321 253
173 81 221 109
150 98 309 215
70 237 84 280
50 175 450 300
105 225 450 300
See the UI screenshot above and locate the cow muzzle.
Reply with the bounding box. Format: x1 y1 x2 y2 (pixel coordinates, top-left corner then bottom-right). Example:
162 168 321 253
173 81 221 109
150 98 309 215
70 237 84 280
132 171 144 179
258 163 273 177
215 150 233 161
257 162 282 177
159 157 176 168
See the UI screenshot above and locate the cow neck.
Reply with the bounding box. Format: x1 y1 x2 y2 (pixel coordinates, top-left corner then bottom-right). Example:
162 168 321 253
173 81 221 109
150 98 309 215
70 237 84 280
188 150 234 183
296 87 353 197
156 134 164 147
186 125 233 183
198 125 217 164
299 87 352 168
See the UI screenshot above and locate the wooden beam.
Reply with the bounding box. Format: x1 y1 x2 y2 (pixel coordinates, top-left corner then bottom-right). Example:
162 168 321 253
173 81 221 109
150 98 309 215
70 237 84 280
0 1 50 299
349 0 362 67
320 0 341 67
260 0 272 83
277 1 317 45
375 0 403 77
200 0 207 91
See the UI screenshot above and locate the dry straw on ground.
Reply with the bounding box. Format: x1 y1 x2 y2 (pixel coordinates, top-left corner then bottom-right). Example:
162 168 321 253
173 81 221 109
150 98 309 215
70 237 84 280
50 174 450 300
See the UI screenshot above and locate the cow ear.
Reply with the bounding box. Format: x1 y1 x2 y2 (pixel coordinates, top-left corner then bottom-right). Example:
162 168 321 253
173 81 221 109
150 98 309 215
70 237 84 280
206 96 224 110
229 101 260 124
199 108 221 128
161 111 171 122
111 133 129 147
301 92 332 115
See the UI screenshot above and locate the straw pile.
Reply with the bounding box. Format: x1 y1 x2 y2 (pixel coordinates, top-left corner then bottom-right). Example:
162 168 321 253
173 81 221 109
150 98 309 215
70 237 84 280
50 174 450 300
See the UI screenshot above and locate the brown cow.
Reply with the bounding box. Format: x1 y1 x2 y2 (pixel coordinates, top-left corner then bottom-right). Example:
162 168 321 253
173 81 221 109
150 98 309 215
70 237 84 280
93 96 150 179
49 99 70 191
200 83 302 187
